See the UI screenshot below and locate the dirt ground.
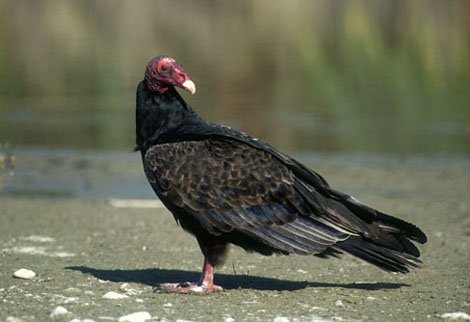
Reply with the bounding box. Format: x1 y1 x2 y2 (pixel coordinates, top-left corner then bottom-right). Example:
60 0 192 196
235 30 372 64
1 150 469 321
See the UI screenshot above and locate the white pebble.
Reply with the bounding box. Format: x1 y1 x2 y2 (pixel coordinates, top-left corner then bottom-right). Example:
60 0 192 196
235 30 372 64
13 268 36 280
163 302 173 307
20 235 55 242
310 307 327 311
440 312 470 320
63 297 79 304
273 317 290 322
102 291 129 299
49 306 69 317
334 300 344 307
120 283 131 290
6 317 23 322
224 317 235 322
118 311 152 322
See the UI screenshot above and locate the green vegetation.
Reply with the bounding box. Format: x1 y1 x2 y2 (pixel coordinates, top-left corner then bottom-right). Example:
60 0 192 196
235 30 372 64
0 0 469 153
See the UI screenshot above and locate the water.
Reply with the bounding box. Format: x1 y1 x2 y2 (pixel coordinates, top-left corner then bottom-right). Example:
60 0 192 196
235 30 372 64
1 96 468 155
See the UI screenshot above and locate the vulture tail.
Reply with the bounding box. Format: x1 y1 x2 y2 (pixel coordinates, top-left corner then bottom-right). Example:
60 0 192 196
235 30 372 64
333 236 422 273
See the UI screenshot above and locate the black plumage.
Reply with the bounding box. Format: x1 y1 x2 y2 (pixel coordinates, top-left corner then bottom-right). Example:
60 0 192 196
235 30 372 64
136 56 427 294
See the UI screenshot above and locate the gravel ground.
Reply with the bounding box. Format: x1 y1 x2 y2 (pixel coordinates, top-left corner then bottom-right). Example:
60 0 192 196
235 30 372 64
0 150 469 321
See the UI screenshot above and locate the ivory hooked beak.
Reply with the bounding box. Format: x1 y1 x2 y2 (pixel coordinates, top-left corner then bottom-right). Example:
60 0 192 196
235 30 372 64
182 80 196 95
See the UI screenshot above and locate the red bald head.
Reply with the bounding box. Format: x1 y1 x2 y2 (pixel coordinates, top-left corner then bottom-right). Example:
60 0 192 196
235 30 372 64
144 56 196 95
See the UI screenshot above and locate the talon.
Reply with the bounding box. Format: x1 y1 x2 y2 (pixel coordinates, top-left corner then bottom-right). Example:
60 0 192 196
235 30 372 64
155 282 222 295
154 258 222 295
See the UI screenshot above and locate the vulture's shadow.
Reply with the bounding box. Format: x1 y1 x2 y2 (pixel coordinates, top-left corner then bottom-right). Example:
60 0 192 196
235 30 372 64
65 266 409 291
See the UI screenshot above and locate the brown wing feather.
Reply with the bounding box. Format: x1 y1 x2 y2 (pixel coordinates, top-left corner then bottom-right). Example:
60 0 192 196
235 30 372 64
145 139 296 219
144 139 349 254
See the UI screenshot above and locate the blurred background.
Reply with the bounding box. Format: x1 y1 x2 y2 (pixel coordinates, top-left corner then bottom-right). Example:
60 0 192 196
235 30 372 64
1 0 469 155
1 0 470 199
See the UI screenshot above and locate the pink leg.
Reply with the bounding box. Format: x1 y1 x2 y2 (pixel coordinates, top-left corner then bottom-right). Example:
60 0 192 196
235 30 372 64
156 258 223 295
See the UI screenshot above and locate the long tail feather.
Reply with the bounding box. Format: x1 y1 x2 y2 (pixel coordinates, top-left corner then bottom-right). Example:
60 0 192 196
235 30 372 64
334 236 422 273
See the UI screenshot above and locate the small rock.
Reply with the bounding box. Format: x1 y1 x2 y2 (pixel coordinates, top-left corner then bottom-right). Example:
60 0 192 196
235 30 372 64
334 300 344 307
163 302 173 307
273 317 290 322
224 317 235 322
440 312 470 320
20 235 55 242
6 317 23 322
120 284 141 296
118 311 152 322
13 268 36 280
310 306 327 311
49 306 69 317
63 297 79 304
103 291 129 299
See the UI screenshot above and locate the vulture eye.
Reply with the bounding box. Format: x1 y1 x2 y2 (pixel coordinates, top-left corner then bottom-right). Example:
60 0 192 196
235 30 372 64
160 65 167 72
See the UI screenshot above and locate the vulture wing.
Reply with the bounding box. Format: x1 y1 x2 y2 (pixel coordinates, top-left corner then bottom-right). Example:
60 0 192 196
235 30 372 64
144 133 425 271
144 138 351 255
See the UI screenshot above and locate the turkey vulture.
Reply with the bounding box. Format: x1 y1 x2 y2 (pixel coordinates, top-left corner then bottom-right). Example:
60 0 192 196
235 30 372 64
135 56 427 294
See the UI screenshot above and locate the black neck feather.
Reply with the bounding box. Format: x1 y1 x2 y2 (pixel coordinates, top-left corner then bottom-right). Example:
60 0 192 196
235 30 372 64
135 81 203 152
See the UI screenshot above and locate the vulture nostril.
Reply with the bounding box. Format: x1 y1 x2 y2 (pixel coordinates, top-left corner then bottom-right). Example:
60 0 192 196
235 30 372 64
176 73 185 83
